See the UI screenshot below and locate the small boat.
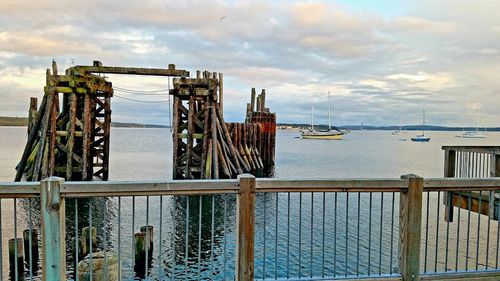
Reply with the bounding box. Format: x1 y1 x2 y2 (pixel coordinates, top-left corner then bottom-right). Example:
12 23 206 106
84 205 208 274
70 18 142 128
459 130 487 138
411 111 431 142
301 92 344 140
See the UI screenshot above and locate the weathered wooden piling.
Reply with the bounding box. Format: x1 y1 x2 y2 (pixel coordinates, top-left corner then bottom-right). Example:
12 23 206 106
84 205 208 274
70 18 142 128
133 232 151 278
9 238 24 279
80 226 97 258
140 225 154 259
23 229 39 270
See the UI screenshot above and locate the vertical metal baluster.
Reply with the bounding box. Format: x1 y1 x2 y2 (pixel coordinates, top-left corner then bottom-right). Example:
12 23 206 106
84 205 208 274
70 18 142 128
322 192 326 278
356 192 360 276
486 190 491 269
223 195 227 280
172 196 177 280
390 192 395 275
345 193 349 277
158 196 163 279
434 192 441 272
0 198 2 281
476 191 482 270
145 196 150 277
287 193 290 279
185 196 190 277
132 196 135 277
89 198 93 280
310 192 314 279
28 198 33 280
445 192 450 272
211 195 215 280
333 192 337 278
424 191 430 273
455 192 461 271
198 195 202 280
368 193 372 275
379 193 384 275
75 199 79 281
264 193 267 279
276 193 279 280
14 198 18 281
466 191 472 270
298 192 302 278
103 199 108 279
118 198 121 281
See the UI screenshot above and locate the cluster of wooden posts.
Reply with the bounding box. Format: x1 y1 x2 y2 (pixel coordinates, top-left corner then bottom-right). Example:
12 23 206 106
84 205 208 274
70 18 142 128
171 73 276 179
15 60 113 182
7 230 39 279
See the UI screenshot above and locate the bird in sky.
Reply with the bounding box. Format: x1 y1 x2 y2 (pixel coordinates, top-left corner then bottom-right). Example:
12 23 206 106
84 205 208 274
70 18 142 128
220 16 227 22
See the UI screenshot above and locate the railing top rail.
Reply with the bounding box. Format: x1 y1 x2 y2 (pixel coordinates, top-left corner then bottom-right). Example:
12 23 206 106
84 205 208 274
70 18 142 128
0 182 39 198
425 177 500 191
255 178 408 192
61 179 240 197
442 145 500 154
2 177 500 198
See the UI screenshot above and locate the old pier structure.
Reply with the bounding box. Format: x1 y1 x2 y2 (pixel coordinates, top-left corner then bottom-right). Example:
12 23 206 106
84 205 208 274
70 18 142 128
15 60 276 182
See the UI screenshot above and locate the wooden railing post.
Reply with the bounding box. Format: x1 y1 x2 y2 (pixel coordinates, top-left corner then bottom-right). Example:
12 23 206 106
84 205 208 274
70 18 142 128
490 154 500 219
236 174 256 281
444 149 456 222
400 174 423 281
40 177 66 281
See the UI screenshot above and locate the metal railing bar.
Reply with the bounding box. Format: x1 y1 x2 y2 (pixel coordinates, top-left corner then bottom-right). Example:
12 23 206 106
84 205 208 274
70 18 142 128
145 196 150 278
389 192 395 275
322 192 326 278
158 196 163 279
368 192 372 276
356 192 361 276
197 195 202 280
28 198 33 280
310 192 314 279
132 196 135 278
184 196 190 277
117 197 121 280
345 192 349 277
263 192 267 279
14 198 18 281
223 194 227 281
75 199 79 281
287 192 290 279
434 191 441 272
333 192 337 278
89 198 93 280
298 192 302 278
276 193 279 280
455 192 462 271
211 195 215 280
424 192 430 272
476 191 482 270
379 193 384 275
466 191 472 270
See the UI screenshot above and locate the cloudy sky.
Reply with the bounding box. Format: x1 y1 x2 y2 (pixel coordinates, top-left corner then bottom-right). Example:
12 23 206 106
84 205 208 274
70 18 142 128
1 0 500 127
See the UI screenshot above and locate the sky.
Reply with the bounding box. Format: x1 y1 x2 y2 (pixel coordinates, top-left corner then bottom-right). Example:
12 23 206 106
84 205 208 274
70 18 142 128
1 0 500 127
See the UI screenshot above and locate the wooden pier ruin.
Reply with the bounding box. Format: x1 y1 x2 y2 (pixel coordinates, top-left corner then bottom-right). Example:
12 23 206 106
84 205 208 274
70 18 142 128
15 60 276 181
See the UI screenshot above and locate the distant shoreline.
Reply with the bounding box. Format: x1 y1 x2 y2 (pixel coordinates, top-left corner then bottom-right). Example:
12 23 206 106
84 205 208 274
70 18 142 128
0 116 169 128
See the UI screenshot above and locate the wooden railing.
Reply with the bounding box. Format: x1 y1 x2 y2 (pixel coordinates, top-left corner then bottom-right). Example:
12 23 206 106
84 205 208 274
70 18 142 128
2 175 500 280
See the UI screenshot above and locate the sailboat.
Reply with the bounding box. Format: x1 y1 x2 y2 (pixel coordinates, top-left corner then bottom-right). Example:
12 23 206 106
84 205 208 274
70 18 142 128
301 92 344 140
456 109 487 138
411 110 431 142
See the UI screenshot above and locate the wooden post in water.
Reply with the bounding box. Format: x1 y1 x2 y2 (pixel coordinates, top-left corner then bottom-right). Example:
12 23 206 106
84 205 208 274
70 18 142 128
399 174 423 281
40 177 66 281
80 226 97 258
444 149 456 222
9 238 24 279
23 229 39 270
140 225 154 260
133 232 148 278
28 97 38 135
236 174 256 281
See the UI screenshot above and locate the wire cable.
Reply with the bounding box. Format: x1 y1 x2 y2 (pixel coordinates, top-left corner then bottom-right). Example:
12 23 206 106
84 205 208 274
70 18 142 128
113 94 171 103
113 86 169 93
113 89 169 96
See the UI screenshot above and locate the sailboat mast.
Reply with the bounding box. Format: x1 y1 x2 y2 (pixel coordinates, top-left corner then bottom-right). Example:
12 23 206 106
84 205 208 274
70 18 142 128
422 110 426 135
311 106 314 131
328 91 331 130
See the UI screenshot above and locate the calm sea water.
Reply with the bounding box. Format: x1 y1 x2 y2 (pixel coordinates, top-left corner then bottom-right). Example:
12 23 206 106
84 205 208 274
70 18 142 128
1 127 499 280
